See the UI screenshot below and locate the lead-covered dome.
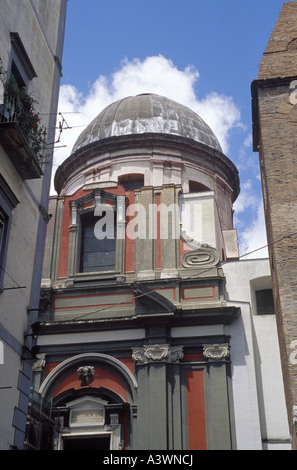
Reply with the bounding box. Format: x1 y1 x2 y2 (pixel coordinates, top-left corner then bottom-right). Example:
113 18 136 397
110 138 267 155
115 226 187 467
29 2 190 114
72 93 222 153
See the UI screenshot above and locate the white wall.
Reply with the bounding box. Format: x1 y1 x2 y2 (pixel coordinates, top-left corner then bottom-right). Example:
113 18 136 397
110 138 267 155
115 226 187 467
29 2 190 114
0 0 66 449
223 258 291 450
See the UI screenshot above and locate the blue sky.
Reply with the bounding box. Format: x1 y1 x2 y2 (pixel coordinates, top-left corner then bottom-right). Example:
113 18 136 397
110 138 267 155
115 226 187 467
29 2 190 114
54 0 288 257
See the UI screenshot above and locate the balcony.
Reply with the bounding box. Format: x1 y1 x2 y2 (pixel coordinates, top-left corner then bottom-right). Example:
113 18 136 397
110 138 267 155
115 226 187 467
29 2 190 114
0 80 45 180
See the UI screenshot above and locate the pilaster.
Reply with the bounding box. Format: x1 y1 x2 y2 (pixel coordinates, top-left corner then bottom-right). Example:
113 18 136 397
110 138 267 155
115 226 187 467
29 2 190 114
132 344 183 450
203 343 234 449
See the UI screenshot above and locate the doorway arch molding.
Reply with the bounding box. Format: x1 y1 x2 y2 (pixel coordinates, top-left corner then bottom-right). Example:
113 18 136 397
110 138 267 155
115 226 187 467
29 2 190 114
39 352 138 399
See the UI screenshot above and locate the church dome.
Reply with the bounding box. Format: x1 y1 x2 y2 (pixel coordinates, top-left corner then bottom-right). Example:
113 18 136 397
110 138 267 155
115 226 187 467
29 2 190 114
54 93 239 199
72 93 222 153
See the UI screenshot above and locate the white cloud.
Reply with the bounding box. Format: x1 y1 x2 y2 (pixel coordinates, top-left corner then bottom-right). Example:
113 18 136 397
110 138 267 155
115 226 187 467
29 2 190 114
238 200 268 259
51 55 268 257
52 55 242 193
195 92 242 153
111 56 199 104
243 133 252 148
233 179 259 219
233 179 268 259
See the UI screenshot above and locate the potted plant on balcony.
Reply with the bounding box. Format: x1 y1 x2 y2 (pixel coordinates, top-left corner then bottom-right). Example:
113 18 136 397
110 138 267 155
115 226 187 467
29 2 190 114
17 87 47 163
0 57 46 167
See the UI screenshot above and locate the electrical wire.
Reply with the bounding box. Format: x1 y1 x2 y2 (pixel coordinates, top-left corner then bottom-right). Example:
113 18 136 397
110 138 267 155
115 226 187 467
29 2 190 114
56 230 297 323
0 263 25 290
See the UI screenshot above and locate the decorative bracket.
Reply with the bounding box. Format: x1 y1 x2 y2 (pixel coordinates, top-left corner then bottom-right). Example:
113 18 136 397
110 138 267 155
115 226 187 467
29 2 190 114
132 344 184 365
32 353 46 372
203 343 230 362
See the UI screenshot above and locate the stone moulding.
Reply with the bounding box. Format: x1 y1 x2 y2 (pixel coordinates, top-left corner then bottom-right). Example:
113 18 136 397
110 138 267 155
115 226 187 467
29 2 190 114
132 344 184 365
203 343 230 362
39 353 138 398
54 132 240 200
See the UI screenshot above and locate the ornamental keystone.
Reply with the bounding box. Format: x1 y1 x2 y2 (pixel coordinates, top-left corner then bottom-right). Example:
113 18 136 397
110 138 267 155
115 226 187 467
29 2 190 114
77 365 95 386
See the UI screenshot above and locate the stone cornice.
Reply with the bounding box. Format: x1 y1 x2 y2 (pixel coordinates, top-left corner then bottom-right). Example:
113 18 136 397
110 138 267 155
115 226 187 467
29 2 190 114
54 133 240 201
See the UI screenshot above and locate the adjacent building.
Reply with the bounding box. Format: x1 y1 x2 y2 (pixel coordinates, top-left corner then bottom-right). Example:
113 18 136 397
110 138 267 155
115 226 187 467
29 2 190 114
251 0 297 450
26 93 290 450
0 0 67 450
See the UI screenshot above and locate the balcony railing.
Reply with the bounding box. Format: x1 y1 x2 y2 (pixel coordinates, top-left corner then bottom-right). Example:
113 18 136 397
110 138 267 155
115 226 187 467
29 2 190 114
0 66 46 179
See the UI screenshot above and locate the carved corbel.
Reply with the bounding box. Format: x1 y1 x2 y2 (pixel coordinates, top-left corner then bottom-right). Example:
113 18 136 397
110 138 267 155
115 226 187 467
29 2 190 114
203 343 230 362
132 344 183 365
32 353 46 372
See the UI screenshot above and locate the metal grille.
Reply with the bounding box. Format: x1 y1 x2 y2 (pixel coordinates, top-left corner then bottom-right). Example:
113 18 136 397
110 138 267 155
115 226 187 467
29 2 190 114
80 214 116 272
256 289 275 315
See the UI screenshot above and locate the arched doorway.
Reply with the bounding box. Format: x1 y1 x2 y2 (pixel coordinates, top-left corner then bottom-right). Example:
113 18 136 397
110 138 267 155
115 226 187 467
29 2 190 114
52 388 127 450
33 353 137 450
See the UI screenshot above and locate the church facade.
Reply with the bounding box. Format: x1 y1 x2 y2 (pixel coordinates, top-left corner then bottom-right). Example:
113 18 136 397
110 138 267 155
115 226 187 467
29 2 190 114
25 93 290 450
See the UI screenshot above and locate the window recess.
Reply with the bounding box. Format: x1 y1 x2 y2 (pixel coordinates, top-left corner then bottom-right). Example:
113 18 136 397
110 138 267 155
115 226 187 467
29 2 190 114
0 174 19 291
256 289 275 315
67 189 126 279
80 210 116 273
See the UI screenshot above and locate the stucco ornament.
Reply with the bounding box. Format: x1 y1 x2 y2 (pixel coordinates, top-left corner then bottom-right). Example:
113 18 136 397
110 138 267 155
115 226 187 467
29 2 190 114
203 344 230 362
182 245 220 268
77 365 95 386
132 344 183 365
32 353 46 371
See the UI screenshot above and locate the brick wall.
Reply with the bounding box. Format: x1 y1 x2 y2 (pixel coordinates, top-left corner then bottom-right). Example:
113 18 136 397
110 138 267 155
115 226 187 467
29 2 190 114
252 1 297 449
